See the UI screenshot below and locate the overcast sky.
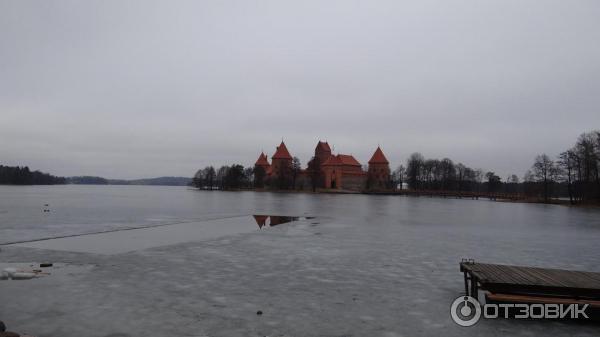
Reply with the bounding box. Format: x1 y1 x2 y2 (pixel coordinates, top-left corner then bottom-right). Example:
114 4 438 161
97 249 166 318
1 1 599 179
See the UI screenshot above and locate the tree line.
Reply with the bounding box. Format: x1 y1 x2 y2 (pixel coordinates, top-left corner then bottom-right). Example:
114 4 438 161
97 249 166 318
398 153 504 193
192 165 253 190
0 165 66 185
192 157 304 190
524 130 600 204
395 130 600 204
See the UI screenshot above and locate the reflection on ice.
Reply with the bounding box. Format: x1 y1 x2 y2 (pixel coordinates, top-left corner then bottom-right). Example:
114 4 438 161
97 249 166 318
253 215 310 228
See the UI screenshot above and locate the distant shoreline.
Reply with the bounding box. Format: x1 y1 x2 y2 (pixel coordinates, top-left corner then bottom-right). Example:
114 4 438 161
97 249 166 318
193 187 600 208
3 183 598 207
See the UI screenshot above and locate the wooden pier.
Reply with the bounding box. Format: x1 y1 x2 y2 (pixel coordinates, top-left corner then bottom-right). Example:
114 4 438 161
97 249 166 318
460 260 600 311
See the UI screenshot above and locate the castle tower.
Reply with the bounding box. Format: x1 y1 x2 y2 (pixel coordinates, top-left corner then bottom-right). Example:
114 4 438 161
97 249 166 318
367 146 391 190
306 141 332 189
253 152 270 187
314 141 332 164
254 152 270 172
271 141 293 184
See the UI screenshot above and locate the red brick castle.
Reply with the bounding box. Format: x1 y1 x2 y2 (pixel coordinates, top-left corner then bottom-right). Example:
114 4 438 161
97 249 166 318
254 141 391 191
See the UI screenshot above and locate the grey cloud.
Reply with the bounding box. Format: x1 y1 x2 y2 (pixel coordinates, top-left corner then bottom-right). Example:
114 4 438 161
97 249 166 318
1 0 599 179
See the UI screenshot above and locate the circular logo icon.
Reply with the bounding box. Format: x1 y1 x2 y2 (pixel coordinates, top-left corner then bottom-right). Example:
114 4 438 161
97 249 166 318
450 296 482 326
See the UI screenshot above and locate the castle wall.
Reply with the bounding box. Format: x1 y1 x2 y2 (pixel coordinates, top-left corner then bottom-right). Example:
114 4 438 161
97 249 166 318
323 167 343 189
341 174 367 191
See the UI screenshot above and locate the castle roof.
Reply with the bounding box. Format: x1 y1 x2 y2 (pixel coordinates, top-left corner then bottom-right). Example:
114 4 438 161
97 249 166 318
272 141 293 160
322 154 361 167
255 152 270 166
321 155 341 166
337 154 361 166
368 146 389 164
316 141 331 152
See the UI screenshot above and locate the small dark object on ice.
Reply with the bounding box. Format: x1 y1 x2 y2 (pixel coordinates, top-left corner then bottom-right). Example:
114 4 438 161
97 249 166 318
40 263 53 268
0 321 5 332
256 310 263 315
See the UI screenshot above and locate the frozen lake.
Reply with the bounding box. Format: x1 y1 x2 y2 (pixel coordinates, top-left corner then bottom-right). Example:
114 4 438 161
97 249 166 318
1 185 600 336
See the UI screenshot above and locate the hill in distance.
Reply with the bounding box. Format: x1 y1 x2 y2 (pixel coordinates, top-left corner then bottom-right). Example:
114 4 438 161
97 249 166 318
68 176 191 186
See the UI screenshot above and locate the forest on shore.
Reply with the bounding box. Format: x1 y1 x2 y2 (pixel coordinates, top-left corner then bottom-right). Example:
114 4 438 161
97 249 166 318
0 165 66 185
403 130 600 204
0 167 190 186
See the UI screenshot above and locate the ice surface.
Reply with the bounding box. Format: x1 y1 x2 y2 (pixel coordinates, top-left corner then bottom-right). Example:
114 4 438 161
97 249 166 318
9 215 305 255
1 186 600 336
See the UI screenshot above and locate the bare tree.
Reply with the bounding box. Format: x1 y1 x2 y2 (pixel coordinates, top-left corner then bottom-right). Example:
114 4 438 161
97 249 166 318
244 167 254 187
570 131 600 201
253 165 266 188
558 150 576 204
216 166 229 190
406 152 424 190
204 166 216 190
292 156 301 189
474 169 483 193
532 154 559 202
439 158 456 190
192 169 204 188
455 163 466 191
392 165 405 190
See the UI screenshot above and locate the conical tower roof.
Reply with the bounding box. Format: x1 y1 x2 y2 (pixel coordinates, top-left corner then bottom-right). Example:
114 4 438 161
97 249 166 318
368 146 389 164
272 141 292 160
255 152 269 166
